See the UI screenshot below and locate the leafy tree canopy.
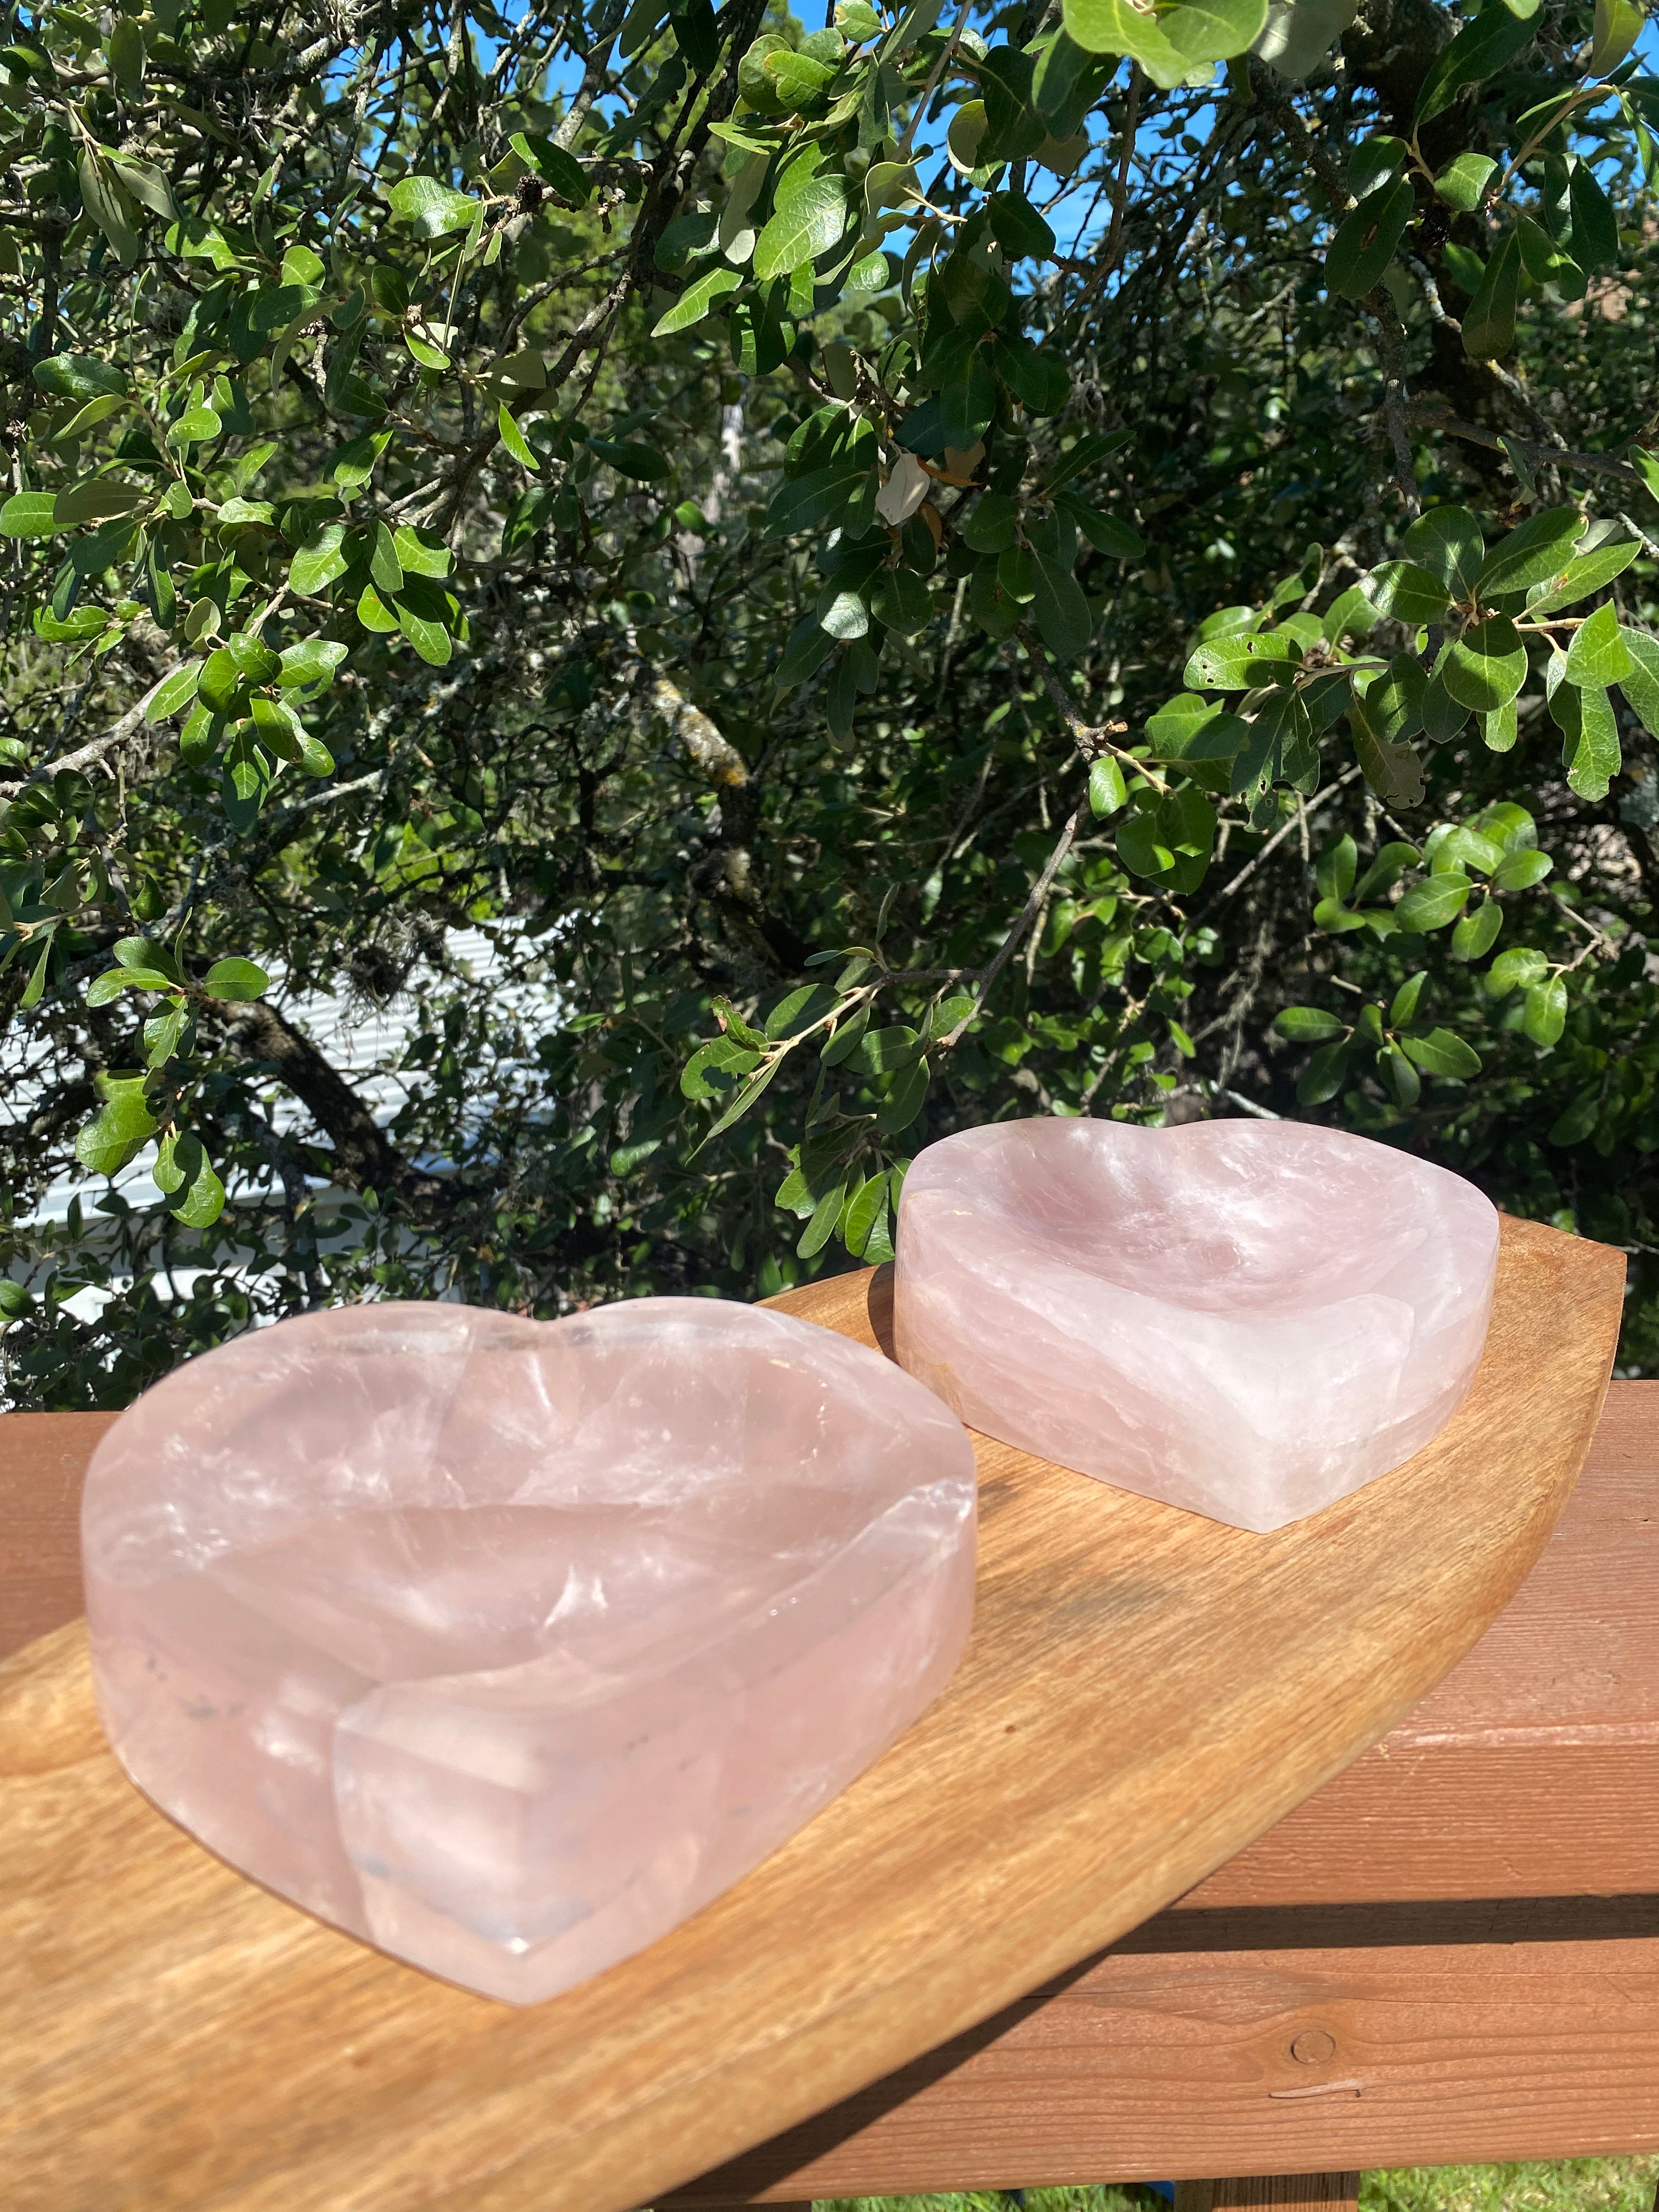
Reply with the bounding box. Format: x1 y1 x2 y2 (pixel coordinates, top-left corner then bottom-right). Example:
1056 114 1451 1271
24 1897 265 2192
2 0 1657 1403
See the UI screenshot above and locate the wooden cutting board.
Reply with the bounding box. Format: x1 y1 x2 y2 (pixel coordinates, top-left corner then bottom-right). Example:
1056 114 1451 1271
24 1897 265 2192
0 1216 1624 2212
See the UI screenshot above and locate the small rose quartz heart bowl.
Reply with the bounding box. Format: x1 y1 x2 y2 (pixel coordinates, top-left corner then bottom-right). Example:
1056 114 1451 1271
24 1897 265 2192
81 1297 976 2003
893 1118 1498 1533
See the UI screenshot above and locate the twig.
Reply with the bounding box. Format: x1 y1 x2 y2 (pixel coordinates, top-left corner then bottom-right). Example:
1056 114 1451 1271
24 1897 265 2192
937 798 1089 1047
1406 402 1646 493
1368 297 1421 521
1222 1087 1282 1120
0 693 152 800
897 0 975 160
1201 765 1363 913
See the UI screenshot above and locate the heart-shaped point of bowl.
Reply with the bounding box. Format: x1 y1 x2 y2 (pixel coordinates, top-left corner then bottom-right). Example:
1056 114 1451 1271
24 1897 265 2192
81 1297 976 2004
893 1119 1499 1533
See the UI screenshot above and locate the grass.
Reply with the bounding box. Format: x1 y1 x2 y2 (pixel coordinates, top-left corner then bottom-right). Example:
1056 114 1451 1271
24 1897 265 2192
808 2164 1659 2212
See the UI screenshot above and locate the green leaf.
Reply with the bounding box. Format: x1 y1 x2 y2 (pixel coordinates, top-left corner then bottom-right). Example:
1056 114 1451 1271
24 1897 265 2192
1390 972 1429 1027
357 583 399 634
369 521 404 597
1461 231 1521 360
687 1058 782 1156
1143 696 1248 763
653 266 743 336
1395 872 1474 932
289 524 348 596
106 13 145 89
1029 549 1093 661
1432 825 1504 877
1296 1039 1350 1105
396 597 453 665
278 637 349 689
682 1036 761 1098
1629 445 1659 507
1525 537 1639 616
143 662 204 722
78 149 140 267
589 437 673 481
841 1171 891 1260
1365 561 1453 622
55 479 149 528
1416 2 1538 123
75 1074 159 1176
1351 137 1408 200
877 1052 930 1135
1591 0 1644 72
1489 946 1549 995
32 354 128 400
202 956 270 1001
167 1132 227 1227
1275 1005 1345 1041
1403 505 1485 598
870 568 933 636
1364 654 1427 744
228 631 281 686
1062 0 1190 84
848 1023 922 1076
798 1176 849 1258
1401 1026 1481 1079
1325 175 1415 300
1515 213 1585 295
1563 600 1634 686
753 177 849 280
1088 756 1127 815
1451 900 1503 961
1618 630 1659 735
1378 1043 1421 1108
1352 841 1420 904
1434 153 1498 211
1477 699 1518 752
1491 846 1554 890
197 648 244 714
510 133 590 205
1348 698 1426 806
1570 159 1620 272
1475 507 1586 597
0 492 59 538
1558 681 1622 801
1182 631 1299 690
1523 977 1567 1046
497 403 538 473
87 967 174 1005
1057 496 1143 560
388 175 483 241
1442 615 1527 712
994 337 1071 417
988 190 1057 261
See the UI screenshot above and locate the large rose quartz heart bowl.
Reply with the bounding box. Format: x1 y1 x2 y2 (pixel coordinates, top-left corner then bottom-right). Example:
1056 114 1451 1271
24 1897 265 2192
81 1297 977 2004
893 1118 1499 1533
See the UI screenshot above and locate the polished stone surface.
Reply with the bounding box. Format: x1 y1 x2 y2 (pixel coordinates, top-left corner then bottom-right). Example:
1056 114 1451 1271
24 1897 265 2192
82 1299 977 2004
893 1119 1499 1533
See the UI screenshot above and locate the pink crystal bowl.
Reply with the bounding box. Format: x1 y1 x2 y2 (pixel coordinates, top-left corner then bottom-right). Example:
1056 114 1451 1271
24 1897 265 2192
81 1298 977 2004
893 1118 1499 1534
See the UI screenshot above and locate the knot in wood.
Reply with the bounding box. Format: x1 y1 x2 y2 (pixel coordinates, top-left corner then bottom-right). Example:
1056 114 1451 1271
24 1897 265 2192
1290 2027 1337 2066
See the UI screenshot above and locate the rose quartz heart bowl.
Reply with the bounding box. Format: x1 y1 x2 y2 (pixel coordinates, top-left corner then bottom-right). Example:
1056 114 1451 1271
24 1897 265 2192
893 1118 1499 1533
81 1297 977 2004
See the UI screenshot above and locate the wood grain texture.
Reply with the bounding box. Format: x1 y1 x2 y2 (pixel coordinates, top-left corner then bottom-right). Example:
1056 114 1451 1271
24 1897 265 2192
0 1217 1624 2212
1177 2181 1361 2212
1177 1382 1659 1906
658 1920 1659 2194
0 1410 117 1660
